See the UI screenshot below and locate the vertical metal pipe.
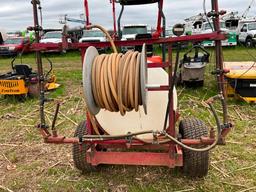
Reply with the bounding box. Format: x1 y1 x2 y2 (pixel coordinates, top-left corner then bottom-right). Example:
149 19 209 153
112 0 117 39
167 43 176 158
211 0 228 124
156 0 163 36
84 0 90 26
158 0 166 62
32 0 46 128
118 5 124 40
167 44 175 137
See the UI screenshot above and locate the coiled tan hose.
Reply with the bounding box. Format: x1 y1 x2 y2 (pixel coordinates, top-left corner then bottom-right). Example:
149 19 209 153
91 51 142 116
87 25 144 116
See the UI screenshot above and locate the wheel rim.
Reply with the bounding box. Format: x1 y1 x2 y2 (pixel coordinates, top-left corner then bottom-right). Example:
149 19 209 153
246 40 252 47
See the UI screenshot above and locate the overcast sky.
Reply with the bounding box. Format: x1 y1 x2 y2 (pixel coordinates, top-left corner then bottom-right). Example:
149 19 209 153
0 0 256 31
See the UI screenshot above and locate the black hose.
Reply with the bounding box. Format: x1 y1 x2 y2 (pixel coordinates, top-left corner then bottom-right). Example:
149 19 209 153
163 44 181 131
43 54 53 79
82 130 155 141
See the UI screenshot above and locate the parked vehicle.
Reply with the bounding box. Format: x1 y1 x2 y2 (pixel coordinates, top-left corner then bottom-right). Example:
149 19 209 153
40 31 71 52
6 31 22 38
200 21 237 47
220 0 256 37
79 30 105 46
221 11 241 32
121 24 148 41
79 29 107 52
184 13 206 35
79 30 106 43
0 37 30 56
221 11 256 35
121 24 151 52
238 22 256 47
184 14 237 47
40 31 63 44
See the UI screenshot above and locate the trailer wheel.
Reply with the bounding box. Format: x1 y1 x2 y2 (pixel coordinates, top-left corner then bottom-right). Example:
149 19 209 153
179 118 209 177
72 121 96 173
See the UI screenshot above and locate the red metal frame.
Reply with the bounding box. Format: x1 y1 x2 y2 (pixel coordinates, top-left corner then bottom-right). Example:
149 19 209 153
87 150 182 168
84 0 90 26
111 0 117 39
153 0 164 38
31 0 231 168
31 32 226 51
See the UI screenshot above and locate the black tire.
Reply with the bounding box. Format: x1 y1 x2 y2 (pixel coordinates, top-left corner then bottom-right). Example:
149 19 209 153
179 118 209 177
184 80 204 88
72 121 96 172
197 80 204 87
245 38 254 48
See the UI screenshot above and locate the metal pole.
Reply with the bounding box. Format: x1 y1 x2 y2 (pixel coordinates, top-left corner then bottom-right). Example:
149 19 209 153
118 5 124 40
112 0 117 39
84 0 90 26
156 0 163 36
158 0 166 62
167 44 175 136
211 0 228 124
32 0 46 128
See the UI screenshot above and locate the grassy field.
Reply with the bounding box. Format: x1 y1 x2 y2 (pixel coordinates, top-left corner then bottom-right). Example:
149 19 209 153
0 46 256 192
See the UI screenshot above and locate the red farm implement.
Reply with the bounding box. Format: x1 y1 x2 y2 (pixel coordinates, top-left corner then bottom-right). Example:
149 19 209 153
30 0 232 177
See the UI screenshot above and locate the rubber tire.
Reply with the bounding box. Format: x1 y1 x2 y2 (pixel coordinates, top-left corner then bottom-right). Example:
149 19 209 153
245 38 254 48
184 80 204 88
72 121 96 172
179 118 209 178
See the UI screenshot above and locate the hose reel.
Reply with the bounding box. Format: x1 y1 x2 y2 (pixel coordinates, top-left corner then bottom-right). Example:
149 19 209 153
83 44 148 116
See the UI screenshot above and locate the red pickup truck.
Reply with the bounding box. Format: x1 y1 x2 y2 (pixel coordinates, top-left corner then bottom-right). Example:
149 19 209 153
0 37 31 56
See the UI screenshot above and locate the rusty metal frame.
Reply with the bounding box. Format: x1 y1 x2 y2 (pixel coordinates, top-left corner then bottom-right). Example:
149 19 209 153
31 0 231 168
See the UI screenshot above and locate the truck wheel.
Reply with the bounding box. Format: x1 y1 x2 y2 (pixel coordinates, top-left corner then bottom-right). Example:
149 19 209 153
72 121 97 173
245 38 254 48
179 118 209 177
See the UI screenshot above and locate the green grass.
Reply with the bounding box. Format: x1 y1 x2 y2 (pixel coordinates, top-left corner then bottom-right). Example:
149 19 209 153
0 47 256 192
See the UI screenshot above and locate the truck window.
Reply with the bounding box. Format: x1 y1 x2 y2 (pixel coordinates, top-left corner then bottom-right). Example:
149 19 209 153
44 32 62 39
225 19 239 30
204 22 226 30
193 21 202 29
4 38 22 44
82 30 104 37
248 23 256 31
241 24 247 32
123 26 147 35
